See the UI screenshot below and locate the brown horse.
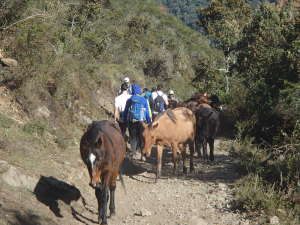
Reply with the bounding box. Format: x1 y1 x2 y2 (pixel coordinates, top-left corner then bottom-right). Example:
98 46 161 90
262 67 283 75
173 93 211 112
195 106 220 160
172 93 220 160
140 107 196 180
80 120 126 225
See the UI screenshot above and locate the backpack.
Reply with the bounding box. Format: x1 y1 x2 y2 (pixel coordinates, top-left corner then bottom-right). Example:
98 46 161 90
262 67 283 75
153 95 166 113
127 98 146 122
143 91 152 101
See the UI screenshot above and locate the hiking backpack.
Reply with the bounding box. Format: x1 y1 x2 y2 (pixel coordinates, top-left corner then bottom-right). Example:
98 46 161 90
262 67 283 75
153 95 166 113
127 98 146 122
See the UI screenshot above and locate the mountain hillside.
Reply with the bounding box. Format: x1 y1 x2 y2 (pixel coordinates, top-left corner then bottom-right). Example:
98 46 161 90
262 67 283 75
157 0 277 30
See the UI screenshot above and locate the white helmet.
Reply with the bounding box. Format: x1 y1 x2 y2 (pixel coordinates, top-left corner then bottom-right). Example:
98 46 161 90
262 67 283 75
169 90 174 95
124 77 130 83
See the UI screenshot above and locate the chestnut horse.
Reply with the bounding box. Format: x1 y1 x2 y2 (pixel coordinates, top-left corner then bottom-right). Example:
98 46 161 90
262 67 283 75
172 93 220 160
140 107 196 180
80 120 126 225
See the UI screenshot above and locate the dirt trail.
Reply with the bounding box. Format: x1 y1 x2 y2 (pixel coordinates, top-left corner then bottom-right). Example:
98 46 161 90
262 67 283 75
1 139 251 225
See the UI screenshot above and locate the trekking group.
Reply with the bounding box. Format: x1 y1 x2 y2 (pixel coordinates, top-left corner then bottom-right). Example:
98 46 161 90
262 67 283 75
81 76 221 225
114 77 178 159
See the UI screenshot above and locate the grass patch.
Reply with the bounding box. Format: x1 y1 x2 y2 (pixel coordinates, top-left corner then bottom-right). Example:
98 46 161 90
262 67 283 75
23 120 47 137
231 138 300 224
0 113 15 129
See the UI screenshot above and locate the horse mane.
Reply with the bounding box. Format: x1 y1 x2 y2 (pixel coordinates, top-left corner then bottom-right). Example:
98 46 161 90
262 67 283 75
153 109 177 124
166 109 177 123
85 121 114 146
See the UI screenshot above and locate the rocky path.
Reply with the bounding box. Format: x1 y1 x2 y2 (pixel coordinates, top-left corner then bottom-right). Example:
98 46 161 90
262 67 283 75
67 140 249 225
0 140 250 225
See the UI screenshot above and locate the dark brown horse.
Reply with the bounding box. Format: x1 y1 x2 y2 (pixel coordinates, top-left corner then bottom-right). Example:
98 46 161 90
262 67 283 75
195 106 220 161
80 120 126 225
172 93 211 112
172 93 220 160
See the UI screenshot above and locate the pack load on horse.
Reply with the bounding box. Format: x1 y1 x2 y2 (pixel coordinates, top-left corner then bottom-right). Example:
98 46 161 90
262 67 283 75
140 107 196 180
80 120 126 225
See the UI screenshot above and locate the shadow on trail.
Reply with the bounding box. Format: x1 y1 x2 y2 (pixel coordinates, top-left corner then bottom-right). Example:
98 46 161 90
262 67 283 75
34 176 83 217
127 145 242 184
121 156 147 176
2 208 59 225
71 206 98 225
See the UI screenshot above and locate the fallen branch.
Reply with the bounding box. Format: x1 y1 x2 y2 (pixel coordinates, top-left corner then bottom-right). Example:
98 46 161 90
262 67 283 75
1 14 47 30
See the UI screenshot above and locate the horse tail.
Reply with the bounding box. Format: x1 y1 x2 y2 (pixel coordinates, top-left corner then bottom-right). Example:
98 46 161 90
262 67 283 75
166 109 177 123
119 169 127 194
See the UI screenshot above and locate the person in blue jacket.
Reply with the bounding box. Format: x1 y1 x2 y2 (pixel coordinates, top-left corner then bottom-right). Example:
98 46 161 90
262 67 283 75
123 84 151 159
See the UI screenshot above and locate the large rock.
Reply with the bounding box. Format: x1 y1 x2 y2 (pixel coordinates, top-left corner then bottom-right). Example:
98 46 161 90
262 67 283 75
0 160 9 173
1 58 18 67
1 165 38 191
34 106 51 119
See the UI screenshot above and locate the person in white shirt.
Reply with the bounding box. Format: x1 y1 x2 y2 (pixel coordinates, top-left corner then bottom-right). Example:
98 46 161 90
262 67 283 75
114 83 131 136
118 77 132 95
151 84 169 118
151 85 168 104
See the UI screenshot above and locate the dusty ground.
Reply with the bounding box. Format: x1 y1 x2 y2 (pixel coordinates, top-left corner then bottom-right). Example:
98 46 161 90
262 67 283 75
0 140 251 225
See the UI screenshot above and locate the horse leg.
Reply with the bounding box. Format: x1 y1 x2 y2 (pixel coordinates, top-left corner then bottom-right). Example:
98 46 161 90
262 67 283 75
95 184 109 225
182 147 187 174
202 138 208 161
208 138 215 161
189 140 195 172
172 144 178 175
156 145 163 181
195 136 201 158
195 127 202 158
109 176 117 217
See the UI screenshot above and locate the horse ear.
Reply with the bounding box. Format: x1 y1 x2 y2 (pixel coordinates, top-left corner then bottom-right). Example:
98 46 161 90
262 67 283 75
96 133 103 146
152 121 159 129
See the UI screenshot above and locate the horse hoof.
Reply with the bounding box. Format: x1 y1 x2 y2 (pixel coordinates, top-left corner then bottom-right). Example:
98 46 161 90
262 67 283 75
190 166 195 173
110 211 116 217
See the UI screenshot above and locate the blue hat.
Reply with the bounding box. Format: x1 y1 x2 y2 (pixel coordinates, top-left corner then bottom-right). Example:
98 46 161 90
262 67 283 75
131 84 142 95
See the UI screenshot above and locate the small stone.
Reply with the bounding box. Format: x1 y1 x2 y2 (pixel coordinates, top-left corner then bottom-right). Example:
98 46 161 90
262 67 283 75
270 216 280 224
135 208 151 217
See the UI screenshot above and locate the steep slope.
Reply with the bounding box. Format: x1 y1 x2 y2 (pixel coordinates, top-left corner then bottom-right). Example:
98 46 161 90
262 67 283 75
0 0 222 142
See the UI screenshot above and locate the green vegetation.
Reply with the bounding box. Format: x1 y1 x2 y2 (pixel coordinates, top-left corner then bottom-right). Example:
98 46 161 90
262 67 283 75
196 0 300 223
0 0 222 141
157 0 274 30
0 0 299 223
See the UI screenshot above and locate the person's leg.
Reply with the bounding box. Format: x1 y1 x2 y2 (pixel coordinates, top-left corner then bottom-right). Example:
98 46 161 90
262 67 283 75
118 121 127 137
128 122 139 156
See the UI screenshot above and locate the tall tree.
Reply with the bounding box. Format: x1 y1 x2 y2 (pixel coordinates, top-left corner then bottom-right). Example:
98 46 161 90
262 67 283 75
234 2 300 142
198 0 252 54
